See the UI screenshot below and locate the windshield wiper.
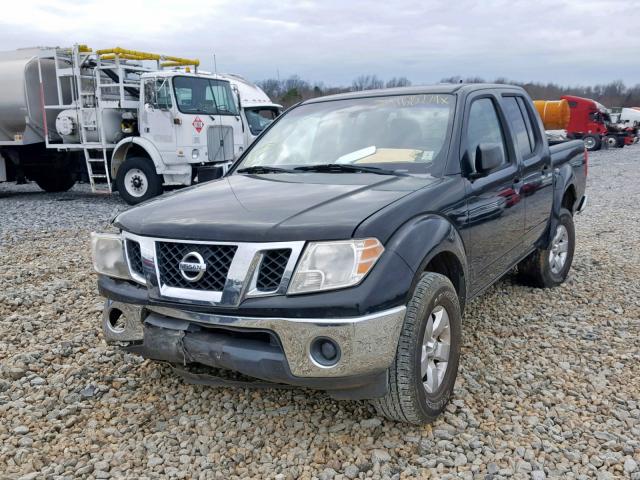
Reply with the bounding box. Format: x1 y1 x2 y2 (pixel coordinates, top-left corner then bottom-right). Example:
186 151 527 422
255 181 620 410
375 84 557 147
237 165 294 174
293 164 405 176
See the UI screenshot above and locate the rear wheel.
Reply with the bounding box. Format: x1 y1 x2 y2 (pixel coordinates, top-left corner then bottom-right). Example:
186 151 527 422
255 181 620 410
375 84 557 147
517 208 575 287
582 135 601 151
604 135 617 148
371 272 461 424
33 169 75 193
115 157 163 205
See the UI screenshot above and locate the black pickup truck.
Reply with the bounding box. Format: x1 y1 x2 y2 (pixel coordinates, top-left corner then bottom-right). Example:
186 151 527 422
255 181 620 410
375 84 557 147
92 84 587 424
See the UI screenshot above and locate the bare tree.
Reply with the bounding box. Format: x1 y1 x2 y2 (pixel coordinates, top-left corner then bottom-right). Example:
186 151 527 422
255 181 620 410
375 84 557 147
351 75 384 91
257 78 282 100
386 77 412 88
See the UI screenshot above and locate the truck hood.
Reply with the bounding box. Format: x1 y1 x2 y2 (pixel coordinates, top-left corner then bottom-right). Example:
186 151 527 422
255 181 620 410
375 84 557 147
114 173 436 242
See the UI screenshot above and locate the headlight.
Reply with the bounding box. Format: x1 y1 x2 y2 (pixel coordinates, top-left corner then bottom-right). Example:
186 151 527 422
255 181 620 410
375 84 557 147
90 232 130 280
192 149 200 160
288 238 384 294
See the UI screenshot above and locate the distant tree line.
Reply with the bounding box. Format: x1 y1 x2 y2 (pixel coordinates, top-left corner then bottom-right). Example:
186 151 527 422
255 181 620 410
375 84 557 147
257 74 411 108
257 74 640 109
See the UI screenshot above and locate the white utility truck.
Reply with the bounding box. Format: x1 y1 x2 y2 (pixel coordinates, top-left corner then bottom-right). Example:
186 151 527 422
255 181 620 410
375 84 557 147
0 45 278 204
214 73 282 145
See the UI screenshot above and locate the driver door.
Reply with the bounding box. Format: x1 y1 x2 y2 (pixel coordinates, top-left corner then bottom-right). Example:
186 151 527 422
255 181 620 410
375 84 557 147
141 78 177 163
461 95 525 292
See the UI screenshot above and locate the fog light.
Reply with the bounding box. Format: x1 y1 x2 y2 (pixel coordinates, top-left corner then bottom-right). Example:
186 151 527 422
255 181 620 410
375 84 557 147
310 337 341 367
192 149 200 159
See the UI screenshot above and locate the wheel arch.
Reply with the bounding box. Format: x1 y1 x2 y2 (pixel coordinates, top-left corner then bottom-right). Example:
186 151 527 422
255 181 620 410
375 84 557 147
541 164 578 249
111 137 163 179
562 184 577 213
552 163 577 217
385 214 469 313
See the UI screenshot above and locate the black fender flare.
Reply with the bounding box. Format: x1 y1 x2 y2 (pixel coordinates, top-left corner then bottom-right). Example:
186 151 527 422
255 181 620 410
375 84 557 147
542 162 577 248
384 214 469 311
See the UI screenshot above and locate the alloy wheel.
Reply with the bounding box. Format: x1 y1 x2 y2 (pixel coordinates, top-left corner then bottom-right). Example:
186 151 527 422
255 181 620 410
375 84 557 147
549 224 569 274
421 305 451 394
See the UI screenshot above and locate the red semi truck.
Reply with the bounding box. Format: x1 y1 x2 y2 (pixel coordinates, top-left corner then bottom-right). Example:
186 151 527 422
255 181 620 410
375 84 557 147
561 95 633 150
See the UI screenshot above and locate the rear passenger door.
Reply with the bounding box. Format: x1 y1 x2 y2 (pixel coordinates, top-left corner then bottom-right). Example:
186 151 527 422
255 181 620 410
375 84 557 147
461 94 525 291
501 95 554 244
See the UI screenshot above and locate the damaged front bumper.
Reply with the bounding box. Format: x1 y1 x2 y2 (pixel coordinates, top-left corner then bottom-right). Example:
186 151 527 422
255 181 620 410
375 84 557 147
102 299 406 399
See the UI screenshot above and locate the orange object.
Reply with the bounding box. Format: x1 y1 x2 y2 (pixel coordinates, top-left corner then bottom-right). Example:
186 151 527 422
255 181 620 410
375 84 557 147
533 99 571 130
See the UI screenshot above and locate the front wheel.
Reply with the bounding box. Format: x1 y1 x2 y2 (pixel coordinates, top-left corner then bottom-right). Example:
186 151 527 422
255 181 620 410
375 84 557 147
371 272 461 424
583 135 601 151
517 208 575 288
115 157 163 205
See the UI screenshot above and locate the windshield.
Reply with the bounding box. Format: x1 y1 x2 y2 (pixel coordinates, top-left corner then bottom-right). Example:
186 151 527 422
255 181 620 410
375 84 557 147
173 76 239 115
236 94 455 175
245 107 279 136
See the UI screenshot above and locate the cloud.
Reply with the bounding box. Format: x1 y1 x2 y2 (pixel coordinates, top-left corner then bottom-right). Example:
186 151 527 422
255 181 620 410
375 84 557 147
1 0 639 86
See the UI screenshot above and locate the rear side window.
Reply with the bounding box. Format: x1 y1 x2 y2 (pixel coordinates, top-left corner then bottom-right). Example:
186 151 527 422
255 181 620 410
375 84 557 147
516 97 537 152
502 96 532 157
466 98 507 169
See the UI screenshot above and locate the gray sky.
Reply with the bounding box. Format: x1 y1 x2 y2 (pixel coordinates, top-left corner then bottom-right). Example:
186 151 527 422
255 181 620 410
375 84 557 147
2 0 639 87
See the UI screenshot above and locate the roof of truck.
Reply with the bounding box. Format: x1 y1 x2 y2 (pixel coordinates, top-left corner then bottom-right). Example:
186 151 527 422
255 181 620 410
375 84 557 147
303 83 525 104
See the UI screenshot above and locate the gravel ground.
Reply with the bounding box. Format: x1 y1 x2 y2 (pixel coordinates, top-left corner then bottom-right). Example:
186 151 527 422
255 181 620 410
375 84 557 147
0 148 639 480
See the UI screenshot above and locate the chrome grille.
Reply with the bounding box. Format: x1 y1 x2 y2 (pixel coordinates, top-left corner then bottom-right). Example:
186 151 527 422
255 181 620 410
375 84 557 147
256 249 291 292
156 242 237 291
125 239 143 276
207 126 234 162
121 232 305 305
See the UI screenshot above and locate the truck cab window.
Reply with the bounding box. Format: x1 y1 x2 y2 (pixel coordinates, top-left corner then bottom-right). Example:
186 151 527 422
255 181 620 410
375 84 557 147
245 107 279 135
502 96 532 157
143 78 173 110
466 98 507 169
173 76 238 116
143 79 157 108
156 79 173 109
206 84 236 114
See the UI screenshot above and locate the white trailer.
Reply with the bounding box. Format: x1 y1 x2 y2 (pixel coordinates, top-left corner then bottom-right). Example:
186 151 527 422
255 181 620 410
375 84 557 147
618 107 640 126
0 45 265 204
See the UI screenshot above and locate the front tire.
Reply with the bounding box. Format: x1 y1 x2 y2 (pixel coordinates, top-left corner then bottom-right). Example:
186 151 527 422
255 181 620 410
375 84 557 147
371 272 461 424
582 135 601 151
115 157 163 205
517 208 575 288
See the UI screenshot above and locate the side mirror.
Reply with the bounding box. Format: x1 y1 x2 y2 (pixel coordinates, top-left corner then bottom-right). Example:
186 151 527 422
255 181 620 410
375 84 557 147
475 143 504 174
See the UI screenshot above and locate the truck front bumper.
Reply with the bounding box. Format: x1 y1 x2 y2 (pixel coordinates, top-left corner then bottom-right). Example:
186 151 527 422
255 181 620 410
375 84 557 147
103 299 406 399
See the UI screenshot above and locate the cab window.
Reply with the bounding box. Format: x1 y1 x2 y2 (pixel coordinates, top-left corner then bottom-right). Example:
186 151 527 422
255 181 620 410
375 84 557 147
143 78 173 110
466 98 508 170
502 96 532 157
245 107 279 135
173 76 238 115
